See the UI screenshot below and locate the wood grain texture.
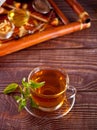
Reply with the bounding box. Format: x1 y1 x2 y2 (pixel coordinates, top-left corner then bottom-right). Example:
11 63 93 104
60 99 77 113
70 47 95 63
0 0 97 130
0 92 97 130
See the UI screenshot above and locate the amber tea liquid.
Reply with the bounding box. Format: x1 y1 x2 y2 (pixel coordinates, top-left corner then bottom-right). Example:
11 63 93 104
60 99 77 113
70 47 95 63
30 68 67 110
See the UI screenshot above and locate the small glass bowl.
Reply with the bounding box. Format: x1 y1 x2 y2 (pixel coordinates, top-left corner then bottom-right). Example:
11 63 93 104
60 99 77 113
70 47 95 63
0 19 15 40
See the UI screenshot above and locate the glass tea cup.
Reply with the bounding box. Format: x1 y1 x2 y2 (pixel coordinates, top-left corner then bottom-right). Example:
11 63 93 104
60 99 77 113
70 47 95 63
27 66 76 113
8 9 30 27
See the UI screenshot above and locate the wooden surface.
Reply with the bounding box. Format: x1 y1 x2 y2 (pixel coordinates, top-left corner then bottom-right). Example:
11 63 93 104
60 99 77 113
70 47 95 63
0 0 97 130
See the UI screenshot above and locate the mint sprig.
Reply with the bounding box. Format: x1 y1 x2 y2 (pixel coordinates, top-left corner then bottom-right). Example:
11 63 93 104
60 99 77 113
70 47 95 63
4 83 18 94
3 78 45 111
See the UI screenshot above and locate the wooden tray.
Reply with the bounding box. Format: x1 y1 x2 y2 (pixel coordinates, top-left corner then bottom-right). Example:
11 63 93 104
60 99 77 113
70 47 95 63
0 0 91 56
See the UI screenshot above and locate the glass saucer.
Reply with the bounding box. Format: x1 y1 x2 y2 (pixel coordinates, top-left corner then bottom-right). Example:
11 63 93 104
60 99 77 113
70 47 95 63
25 95 75 119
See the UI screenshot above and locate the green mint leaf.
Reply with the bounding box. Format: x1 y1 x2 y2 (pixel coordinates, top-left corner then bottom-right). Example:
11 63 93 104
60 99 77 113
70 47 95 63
14 96 21 102
4 83 18 94
29 80 45 89
23 87 30 98
18 98 26 111
30 97 38 108
22 78 29 88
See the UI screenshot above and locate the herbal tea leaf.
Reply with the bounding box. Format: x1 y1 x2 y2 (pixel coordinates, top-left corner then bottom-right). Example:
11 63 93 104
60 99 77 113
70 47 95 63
30 97 38 108
23 87 30 97
22 78 29 88
3 77 45 111
18 98 26 111
14 96 21 103
29 80 45 89
4 83 18 94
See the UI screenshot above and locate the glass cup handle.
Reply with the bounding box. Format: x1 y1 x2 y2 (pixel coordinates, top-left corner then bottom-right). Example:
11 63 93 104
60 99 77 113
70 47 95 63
67 85 77 99
64 85 77 115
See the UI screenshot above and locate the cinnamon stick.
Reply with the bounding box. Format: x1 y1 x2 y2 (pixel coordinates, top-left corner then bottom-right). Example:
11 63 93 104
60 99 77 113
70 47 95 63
65 0 91 23
3 3 48 23
30 12 48 23
48 0 69 24
0 22 91 56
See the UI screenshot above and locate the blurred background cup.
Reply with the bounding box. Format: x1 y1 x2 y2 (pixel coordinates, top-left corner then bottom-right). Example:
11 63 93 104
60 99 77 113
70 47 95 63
8 9 30 27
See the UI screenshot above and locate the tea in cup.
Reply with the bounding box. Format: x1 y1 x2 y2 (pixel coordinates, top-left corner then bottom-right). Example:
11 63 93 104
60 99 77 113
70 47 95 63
28 66 76 112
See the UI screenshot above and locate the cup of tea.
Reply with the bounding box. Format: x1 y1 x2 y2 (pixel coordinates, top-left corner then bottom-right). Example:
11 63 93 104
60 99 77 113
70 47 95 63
8 9 30 27
28 66 76 112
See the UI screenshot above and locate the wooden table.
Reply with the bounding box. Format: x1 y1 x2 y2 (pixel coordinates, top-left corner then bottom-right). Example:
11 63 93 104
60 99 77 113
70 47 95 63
0 0 97 129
